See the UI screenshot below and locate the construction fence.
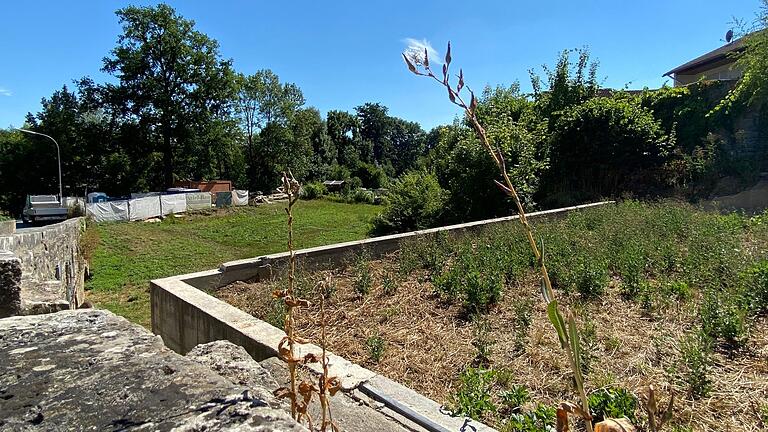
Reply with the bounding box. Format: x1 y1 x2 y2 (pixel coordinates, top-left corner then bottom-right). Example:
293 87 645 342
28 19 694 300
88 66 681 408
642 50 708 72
85 191 248 223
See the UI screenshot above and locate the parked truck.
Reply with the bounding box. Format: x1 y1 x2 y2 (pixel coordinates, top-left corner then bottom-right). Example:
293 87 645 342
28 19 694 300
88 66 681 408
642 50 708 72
22 195 68 224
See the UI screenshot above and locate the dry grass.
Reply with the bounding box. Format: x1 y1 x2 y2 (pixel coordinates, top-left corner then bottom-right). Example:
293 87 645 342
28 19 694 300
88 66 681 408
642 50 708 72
218 253 768 431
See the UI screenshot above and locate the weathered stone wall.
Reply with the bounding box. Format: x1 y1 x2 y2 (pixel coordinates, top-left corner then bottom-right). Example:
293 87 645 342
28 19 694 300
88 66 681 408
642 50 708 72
0 309 306 431
0 218 85 316
0 252 21 317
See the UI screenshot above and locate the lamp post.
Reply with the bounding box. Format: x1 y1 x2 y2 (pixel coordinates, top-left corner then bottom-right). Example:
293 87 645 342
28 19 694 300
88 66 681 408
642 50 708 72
15 129 63 202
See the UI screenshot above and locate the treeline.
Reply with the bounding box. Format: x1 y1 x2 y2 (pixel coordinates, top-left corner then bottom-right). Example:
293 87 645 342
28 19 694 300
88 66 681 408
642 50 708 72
375 48 766 232
0 4 426 213
2 3 765 226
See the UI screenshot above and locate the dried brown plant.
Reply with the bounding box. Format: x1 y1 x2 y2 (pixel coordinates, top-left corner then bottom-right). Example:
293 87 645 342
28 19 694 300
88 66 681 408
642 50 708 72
272 171 340 431
403 43 595 431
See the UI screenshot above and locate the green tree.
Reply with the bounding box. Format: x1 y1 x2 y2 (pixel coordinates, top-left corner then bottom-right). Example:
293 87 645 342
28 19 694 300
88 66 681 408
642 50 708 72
327 110 361 167
235 70 306 189
717 2 768 112
530 48 599 127
544 97 671 204
102 3 237 187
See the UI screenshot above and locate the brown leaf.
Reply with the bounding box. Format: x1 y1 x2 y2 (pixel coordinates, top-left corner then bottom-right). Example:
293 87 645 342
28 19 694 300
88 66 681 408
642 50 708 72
469 90 478 113
272 289 286 299
423 48 429 67
285 297 310 308
595 418 636 432
273 387 293 399
556 407 570 432
402 53 418 75
458 69 464 92
303 353 320 364
445 41 452 66
448 87 456 103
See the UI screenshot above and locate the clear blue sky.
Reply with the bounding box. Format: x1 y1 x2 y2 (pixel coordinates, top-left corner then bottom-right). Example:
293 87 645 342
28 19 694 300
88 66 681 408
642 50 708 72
0 0 760 130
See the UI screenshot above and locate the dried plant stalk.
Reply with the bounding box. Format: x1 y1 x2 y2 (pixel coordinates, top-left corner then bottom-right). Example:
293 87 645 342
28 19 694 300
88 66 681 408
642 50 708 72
403 44 594 432
273 172 340 431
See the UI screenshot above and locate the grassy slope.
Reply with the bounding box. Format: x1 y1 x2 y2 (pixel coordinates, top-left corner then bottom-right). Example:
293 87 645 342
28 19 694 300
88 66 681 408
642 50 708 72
86 200 380 327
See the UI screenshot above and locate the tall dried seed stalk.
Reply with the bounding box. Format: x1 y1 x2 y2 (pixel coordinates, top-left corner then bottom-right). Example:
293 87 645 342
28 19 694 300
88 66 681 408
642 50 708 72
272 171 340 431
403 44 594 432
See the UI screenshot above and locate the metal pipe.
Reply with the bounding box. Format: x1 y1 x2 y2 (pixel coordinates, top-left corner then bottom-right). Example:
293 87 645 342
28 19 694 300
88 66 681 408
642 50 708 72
358 383 453 432
15 128 63 202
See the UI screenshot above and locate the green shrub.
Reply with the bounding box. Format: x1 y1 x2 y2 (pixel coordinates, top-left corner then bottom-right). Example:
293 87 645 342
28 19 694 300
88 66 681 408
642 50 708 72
512 298 534 352
365 334 386 363
349 188 375 204
447 368 497 419
543 97 671 204
501 404 556 432
700 290 747 349
301 182 327 200
352 252 372 296
373 170 449 233
434 248 504 314
381 272 397 296
472 316 495 367
587 387 637 423
677 331 713 399
353 162 388 189
398 231 451 274
744 260 768 314
498 385 530 414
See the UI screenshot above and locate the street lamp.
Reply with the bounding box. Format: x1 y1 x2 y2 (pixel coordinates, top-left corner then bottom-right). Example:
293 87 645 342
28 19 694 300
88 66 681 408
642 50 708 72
15 128 63 202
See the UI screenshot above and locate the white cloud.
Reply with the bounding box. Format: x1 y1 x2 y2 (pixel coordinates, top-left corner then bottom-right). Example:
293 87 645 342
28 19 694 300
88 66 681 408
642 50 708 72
0 87 11 97
402 38 441 66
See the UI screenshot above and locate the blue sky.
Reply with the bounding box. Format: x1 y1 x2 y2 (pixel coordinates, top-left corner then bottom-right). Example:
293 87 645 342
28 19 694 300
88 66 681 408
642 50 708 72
0 0 760 130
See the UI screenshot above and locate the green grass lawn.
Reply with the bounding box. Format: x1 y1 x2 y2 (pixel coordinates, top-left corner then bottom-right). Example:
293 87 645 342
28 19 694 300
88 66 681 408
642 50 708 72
86 199 380 328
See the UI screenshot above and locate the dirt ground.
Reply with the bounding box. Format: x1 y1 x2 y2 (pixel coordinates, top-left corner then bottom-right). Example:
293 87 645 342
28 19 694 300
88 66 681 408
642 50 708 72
217 254 768 431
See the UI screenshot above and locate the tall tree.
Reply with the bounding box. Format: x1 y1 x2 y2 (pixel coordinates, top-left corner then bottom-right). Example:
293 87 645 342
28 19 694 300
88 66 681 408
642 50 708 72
102 3 236 187
327 110 361 167
235 70 305 187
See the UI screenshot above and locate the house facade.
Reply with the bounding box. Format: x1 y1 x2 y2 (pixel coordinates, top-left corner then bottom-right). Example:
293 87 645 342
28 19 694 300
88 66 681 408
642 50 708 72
664 37 746 86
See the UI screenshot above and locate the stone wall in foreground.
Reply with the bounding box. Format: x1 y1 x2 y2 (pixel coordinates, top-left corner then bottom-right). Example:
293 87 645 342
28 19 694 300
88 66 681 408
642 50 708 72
0 218 85 317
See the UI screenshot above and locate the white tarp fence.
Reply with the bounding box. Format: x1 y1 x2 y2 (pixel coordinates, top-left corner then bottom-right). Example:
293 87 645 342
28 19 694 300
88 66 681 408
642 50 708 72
86 200 129 222
129 196 161 221
86 192 215 222
160 194 187 215
185 192 212 211
232 190 249 206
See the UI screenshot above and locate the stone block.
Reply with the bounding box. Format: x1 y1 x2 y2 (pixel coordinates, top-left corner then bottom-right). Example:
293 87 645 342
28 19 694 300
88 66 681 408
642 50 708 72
0 252 21 318
0 309 306 431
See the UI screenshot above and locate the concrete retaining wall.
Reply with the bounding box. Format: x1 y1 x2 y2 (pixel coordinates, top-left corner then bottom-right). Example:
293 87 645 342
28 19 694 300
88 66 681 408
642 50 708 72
0 218 86 317
181 201 613 291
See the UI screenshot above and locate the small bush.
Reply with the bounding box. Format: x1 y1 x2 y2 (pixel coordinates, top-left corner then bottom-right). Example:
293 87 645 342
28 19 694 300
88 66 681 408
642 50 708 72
398 231 451 274
434 250 504 314
301 182 327 200
352 252 372 296
472 316 495 367
677 331 713 399
744 260 768 314
349 188 375 204
373 170 449 233
447 368 497 419
512 298 534 352
501 404 556 432
381 272 397 296
365 334 386 363
587 387 638 423
700 290 746 349
498 385 531 414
